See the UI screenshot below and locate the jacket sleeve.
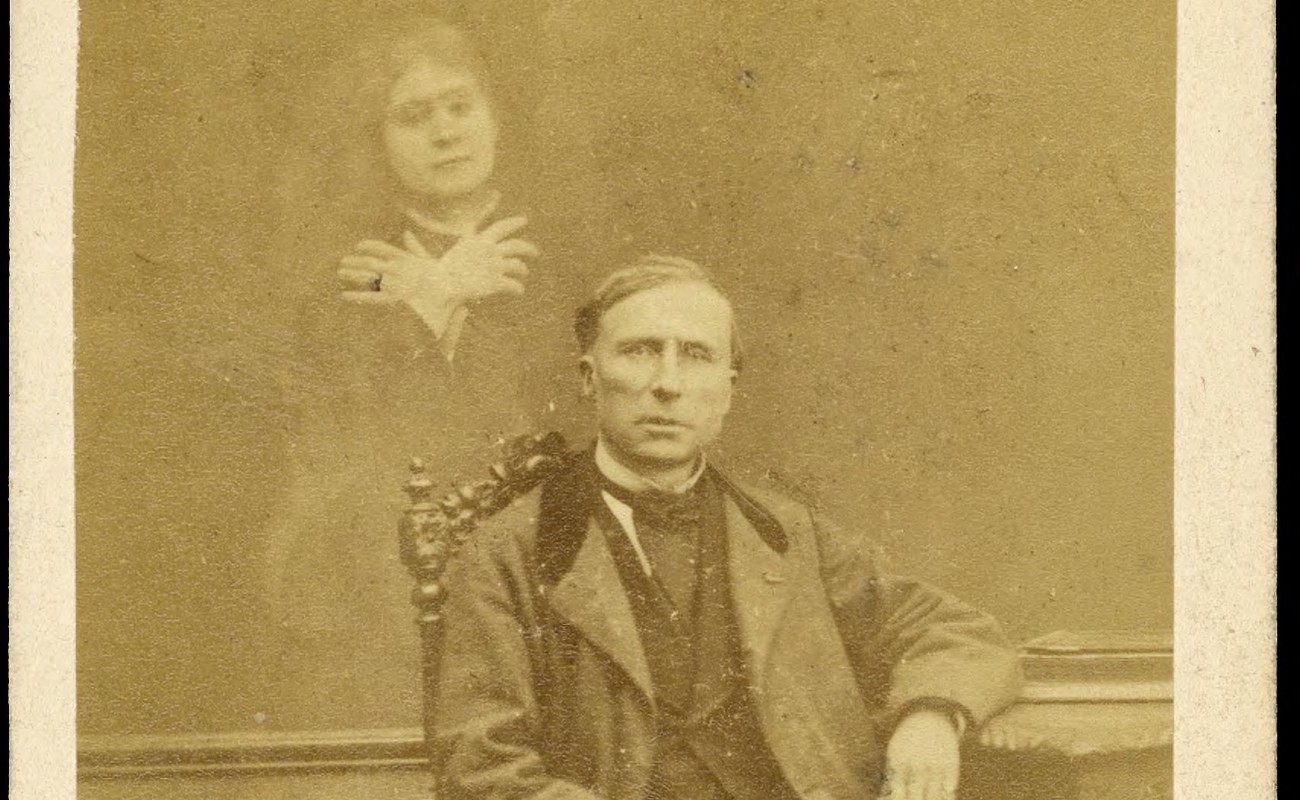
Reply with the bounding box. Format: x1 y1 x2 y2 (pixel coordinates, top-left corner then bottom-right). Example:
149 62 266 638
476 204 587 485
433 524 605 800
809 512 1023 729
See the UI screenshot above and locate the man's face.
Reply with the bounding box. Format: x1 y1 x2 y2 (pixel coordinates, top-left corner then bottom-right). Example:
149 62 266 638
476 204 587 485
582 281 737 478
381 60 497 203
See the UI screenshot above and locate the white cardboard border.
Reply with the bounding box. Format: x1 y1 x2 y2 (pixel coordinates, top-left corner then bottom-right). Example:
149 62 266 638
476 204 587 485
8 0 1277 797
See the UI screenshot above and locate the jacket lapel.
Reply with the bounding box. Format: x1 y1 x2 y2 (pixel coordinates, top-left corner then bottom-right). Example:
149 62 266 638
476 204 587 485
545 515 656 705
725 497 794 690
536 457 793 707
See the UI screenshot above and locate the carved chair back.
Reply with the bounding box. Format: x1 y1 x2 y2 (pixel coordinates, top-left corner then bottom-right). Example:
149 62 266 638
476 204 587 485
398 432 572 770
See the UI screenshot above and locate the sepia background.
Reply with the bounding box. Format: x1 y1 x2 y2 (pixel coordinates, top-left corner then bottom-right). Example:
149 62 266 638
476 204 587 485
74 0 1173 761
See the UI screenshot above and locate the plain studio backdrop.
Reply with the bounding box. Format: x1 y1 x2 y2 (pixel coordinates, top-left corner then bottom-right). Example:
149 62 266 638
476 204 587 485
74 0 1172 735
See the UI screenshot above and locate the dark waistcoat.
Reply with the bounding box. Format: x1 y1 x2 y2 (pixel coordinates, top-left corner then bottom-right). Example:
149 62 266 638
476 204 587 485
600 474 799 800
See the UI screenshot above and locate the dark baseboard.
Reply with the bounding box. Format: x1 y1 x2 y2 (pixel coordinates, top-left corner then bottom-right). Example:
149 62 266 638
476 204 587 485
78 727 428 777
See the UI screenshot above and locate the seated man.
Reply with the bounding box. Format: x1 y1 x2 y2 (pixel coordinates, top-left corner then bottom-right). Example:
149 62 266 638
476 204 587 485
435 256 1022 800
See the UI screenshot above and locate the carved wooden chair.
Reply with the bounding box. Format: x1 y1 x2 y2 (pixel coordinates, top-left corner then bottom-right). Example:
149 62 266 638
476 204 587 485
397 431 572 776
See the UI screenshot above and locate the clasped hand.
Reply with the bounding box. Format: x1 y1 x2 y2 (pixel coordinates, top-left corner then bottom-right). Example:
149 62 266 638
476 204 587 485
337 215 538 334
878 709 962 800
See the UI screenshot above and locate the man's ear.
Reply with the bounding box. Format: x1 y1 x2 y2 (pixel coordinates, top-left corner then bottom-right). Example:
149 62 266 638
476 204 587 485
721 370 737 417
578 355 595 398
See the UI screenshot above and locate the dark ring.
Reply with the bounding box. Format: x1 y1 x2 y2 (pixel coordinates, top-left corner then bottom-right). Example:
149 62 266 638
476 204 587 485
371 275 383 292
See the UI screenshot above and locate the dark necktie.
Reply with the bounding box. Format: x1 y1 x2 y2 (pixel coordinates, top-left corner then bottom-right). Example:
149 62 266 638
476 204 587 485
601 480 704 619
628 489 704 532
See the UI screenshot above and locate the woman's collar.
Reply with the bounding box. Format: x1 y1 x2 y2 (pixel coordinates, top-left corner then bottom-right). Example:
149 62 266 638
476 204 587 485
402 189 502 239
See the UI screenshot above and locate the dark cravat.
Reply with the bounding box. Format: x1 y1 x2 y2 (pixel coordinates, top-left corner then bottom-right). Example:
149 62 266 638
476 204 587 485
600 480 704 618
600 478 703 527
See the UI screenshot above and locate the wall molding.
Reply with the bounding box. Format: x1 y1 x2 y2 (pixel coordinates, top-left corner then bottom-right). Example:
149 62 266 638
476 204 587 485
81 698 1173 779
78 727 428 778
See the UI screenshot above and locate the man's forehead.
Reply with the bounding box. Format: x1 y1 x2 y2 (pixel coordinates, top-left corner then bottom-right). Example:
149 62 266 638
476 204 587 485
599 281 732 338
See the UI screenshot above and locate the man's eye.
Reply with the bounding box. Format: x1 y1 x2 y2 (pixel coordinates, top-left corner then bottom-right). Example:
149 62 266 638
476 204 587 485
682 345 715 362
446 101 472 117
622 344 657 357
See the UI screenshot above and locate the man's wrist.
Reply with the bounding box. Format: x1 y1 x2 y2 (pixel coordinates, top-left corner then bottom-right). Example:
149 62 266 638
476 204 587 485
889 698 971 739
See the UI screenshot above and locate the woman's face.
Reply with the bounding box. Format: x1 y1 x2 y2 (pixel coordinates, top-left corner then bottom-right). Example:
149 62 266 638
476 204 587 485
381 59 497 204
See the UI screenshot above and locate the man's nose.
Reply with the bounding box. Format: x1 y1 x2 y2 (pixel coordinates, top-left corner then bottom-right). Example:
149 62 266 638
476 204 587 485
650 350 683 398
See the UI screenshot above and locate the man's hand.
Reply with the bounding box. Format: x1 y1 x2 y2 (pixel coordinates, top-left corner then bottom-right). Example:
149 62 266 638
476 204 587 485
336 215 538 335
878 708 962 800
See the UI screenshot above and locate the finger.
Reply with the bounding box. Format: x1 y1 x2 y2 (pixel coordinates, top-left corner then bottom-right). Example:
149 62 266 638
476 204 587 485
915 763 958 800
919 774 953 800
477 215 529 243
497 257 530 280
492 277 526 297
353 239 409 259
878 769 901 800
495 238 541 260
339 291 398 305
902 772 924 800
402 230 433 257
340 255 386 271
337 267 381 286
885 765 917 800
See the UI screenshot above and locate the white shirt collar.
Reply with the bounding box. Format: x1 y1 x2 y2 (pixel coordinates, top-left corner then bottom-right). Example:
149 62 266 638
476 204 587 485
594 438 708 577
593 437 707 495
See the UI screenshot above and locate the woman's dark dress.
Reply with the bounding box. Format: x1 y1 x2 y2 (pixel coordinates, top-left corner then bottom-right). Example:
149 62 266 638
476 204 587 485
261 209 581 729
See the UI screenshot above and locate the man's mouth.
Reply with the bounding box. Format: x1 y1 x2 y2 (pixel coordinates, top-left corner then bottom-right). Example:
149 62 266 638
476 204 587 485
638 416 686 429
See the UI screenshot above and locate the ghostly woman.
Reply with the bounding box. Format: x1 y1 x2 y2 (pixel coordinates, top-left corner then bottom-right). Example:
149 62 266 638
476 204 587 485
259 11 578 729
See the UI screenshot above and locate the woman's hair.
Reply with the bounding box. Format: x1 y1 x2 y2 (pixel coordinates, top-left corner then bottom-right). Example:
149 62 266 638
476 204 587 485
268 12 494 293
349 12 493 140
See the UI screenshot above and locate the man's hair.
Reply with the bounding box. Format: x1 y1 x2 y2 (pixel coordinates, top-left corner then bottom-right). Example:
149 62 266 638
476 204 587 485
573 255 745 372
